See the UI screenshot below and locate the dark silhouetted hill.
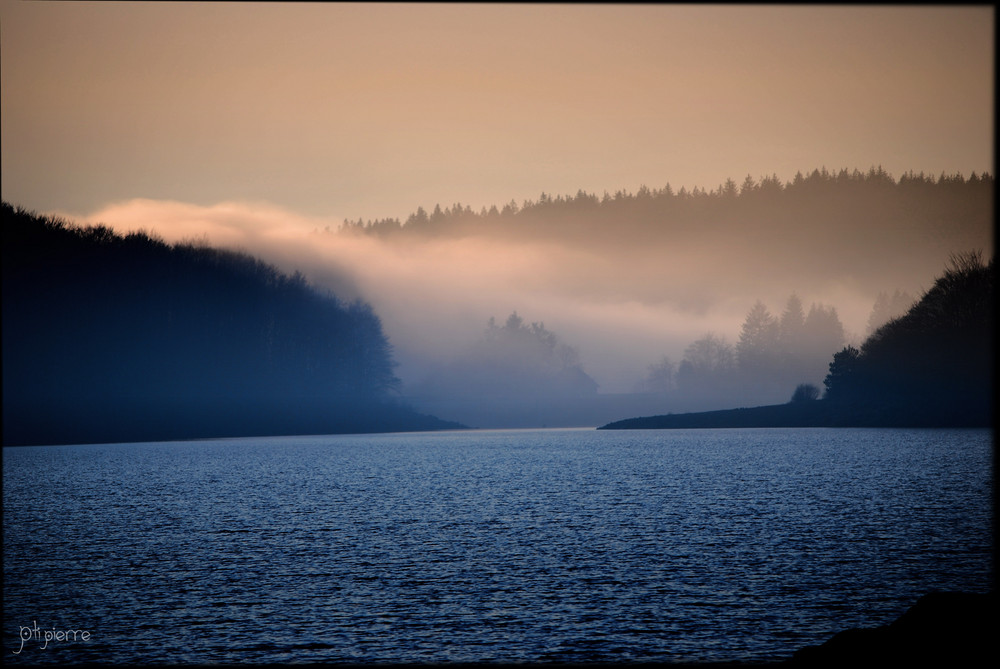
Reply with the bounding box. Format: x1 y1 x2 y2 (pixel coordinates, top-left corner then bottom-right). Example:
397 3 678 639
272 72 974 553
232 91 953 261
2 202 461 445
602 253 993 429
788 591 996 667
822 250 993 426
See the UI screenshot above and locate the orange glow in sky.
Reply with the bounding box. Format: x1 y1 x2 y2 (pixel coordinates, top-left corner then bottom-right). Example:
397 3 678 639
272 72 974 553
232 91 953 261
1 2 993 393
1 2 993 221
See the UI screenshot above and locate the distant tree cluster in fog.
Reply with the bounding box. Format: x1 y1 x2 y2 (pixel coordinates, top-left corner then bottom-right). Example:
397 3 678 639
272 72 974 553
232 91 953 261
636 295 847 410
634 283 937 412
618 251 992 427
334 167 992 394
6 163 989 434
413 312 599 400
409 294 855 418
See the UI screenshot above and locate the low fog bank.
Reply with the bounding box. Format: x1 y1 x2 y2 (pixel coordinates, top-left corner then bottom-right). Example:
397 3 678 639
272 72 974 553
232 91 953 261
69 180 989 425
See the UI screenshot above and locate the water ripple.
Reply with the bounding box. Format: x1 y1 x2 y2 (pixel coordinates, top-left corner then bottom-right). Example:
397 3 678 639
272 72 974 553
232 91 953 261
3 427 992 664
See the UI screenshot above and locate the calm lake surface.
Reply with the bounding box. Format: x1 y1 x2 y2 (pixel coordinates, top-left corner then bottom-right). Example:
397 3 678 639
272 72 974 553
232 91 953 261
3 427 993 664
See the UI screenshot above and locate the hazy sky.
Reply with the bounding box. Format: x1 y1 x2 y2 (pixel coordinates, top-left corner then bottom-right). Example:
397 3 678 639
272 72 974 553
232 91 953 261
2 2 993 221
1 2 994 393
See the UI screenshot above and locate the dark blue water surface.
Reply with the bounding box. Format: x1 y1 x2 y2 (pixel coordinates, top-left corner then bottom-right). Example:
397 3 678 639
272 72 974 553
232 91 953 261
3 427 993 664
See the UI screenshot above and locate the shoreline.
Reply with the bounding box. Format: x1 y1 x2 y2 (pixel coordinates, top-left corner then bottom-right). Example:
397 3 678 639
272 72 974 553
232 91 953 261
598 400 991 430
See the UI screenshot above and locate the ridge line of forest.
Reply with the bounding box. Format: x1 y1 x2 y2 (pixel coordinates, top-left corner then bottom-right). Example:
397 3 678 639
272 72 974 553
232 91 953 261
338 166 993 235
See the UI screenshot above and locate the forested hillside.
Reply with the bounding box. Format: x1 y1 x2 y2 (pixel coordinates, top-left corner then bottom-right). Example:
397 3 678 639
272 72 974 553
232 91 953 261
345 168 990 242
339 168 991 302
823 251 993 426
2 202 457 445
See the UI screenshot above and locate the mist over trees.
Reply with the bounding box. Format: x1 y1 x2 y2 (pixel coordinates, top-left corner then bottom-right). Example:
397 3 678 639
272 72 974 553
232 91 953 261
2 202 455 445
5 165 989 435
327 165 992 414
406 312 610 427
338 167 992 296
343 167 990 245
412 312 598 399
635 277 955 416
605 251 992 429
635 295 846 412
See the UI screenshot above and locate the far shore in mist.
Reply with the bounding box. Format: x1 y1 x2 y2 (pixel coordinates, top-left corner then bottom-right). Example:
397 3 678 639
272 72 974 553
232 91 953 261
0 168 984 434
63 169 992 427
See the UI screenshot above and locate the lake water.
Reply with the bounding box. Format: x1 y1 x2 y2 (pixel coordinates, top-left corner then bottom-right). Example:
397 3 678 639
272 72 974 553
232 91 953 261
3 427 993 664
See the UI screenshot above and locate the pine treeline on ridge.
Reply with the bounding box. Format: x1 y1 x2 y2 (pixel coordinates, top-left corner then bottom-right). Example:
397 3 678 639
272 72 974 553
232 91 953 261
340 166 991 341
341 168 989 258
